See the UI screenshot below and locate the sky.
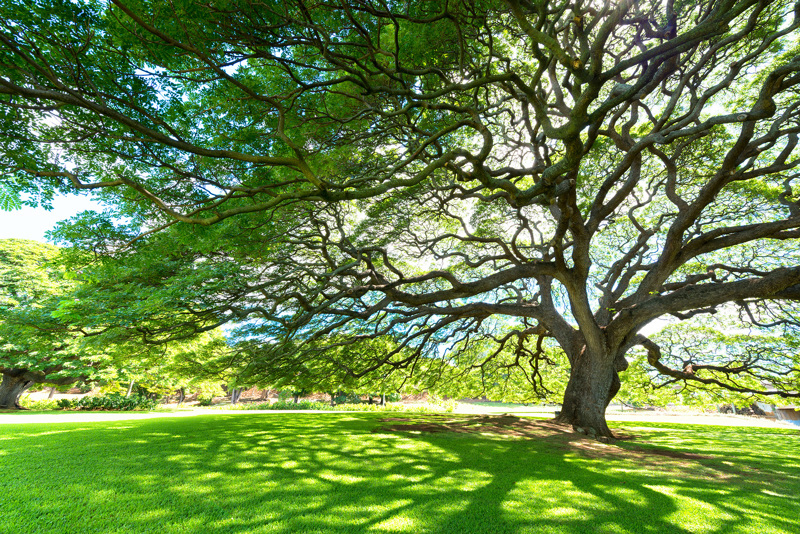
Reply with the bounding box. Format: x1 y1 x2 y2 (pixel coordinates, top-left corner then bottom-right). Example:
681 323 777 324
0 193 101 242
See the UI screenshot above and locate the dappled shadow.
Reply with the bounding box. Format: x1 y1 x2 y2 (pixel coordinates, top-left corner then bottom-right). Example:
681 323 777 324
1 413 798 533
374 414 719 464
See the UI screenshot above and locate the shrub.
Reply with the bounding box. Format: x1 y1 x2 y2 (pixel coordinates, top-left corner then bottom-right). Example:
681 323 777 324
60 393 158 411
254 400 321 410
333 392 363 405
365 393 402 403
277 390 307 402
19 398 60 411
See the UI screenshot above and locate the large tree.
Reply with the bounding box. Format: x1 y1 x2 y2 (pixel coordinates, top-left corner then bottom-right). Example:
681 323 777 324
2 0 800 435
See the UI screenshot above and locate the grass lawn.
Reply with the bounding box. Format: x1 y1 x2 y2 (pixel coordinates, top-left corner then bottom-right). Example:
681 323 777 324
1 413 798 534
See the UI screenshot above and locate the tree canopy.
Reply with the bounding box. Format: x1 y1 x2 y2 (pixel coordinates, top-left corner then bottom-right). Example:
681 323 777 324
0 239 112 408
2 0 800 435
0 238 232 409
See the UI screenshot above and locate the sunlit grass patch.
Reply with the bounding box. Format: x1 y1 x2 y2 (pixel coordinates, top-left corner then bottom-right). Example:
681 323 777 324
0 413 797 533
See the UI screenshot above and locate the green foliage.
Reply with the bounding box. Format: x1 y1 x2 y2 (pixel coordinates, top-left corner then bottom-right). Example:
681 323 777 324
59 393 158 411
2 239 232 410
0 238 63 308
51 229 239 340
196 396 215 407
385 392 402 403
236 335 416 402
412 332 572 405
332 392 363 405
255 400 322 410
101 331 232 401
276 390 296 402
18 397 60 411
1 239 114 394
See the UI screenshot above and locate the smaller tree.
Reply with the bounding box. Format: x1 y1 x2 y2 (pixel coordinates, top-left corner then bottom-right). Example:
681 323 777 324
0 239 113 408
97 335 228 403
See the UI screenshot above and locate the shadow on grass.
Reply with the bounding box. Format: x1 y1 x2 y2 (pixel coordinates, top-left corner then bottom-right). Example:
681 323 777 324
1 413 798 533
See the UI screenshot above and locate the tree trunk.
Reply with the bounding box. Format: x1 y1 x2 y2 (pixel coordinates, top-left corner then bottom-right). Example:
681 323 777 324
126 379 135 398
177 387 186 405
231 388 241 404
329 392 336 407
554 347 625 439
380 393 386 407
293 393 299 404
48 386 57 399
0 373 34 410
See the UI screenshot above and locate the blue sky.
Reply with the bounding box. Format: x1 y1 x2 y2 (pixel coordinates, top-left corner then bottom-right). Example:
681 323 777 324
0 194 101 242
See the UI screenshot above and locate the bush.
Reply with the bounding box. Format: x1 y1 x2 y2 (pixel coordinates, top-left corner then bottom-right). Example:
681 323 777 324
19 398 60 411
277 390 307 402
333 392 363 405
265 400 322 410
365 393 402 403
60 393 158 411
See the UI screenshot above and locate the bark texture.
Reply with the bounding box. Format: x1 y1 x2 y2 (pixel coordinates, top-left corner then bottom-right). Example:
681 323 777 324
555 351 614 437
554 348 629 438
0 368 82 410
0 372 34 410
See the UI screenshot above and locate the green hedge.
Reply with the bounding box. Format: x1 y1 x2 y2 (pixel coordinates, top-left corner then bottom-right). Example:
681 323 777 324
57 393 158 411
19 398 61 410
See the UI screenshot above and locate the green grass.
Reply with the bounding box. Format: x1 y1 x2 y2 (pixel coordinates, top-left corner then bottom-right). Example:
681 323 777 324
0 414 798 534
